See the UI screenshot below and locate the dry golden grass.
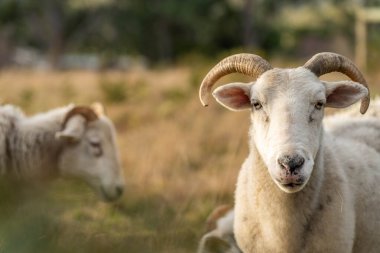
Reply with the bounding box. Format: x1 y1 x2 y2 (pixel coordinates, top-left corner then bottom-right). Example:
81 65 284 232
0 68 248 194
0 67 251 253
0 64 378 253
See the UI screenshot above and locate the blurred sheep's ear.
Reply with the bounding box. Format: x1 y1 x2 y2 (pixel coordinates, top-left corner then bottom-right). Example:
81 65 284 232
91 102 106 116
55 115 86 143
199 234 231 253
56 106 98 143
205 204 232 232
212 83 252 111
323 81 369 109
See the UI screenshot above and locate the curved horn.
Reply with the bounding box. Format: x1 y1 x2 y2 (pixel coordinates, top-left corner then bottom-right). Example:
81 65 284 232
304 52 370 114
91 102 106 117
62 106 98 128
199 53 272 106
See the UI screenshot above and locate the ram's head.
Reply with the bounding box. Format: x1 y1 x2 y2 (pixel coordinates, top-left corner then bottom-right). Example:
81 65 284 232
200 53 369 193
56 103 125 201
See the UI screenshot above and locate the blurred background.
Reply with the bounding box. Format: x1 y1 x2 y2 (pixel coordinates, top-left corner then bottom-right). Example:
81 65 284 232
0 0 379 252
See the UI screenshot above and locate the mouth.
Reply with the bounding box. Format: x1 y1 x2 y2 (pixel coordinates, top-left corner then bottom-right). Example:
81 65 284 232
100 186 121 202
281 183 303 188
275 176 305 185
274 178 306 193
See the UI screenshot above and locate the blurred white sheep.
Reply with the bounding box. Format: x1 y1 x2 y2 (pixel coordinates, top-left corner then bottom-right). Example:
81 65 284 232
0 103 125 201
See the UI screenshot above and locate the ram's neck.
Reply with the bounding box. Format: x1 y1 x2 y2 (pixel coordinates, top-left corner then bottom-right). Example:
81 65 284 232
235 134 325 252
5 106 71 180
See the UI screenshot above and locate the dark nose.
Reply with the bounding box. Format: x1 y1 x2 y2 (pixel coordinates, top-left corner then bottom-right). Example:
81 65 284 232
115 185 124 197
278 154 305 173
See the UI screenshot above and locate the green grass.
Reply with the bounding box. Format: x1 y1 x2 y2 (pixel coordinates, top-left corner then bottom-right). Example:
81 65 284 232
0 179 223 253
99 79 127 103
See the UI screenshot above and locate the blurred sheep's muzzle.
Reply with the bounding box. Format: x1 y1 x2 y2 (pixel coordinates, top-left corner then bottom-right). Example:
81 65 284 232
99 183 125 202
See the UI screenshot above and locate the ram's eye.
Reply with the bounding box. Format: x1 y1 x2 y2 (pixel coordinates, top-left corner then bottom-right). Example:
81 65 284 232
315 101 324 110
90 141 103 157
252 100 262 110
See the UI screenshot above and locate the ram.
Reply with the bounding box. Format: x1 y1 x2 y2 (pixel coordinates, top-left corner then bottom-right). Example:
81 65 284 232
199 52 380 252
0 103 124 201
198 98 380 253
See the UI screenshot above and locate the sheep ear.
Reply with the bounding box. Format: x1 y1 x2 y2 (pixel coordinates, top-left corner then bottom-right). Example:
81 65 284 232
324 81 368 108
91 102 106 116
55 115 86 143
199 235 230 253
212 82 252 111
205 204 232 232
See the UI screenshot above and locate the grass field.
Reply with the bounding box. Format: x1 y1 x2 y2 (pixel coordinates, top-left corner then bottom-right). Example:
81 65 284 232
0 62 378 253
0 66 250 253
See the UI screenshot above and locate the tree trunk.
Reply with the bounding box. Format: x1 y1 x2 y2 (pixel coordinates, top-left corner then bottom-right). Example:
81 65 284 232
242 0 255 49
45 0 65 69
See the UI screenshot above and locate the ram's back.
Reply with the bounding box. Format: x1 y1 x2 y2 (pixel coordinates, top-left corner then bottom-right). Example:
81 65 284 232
324 111 380 252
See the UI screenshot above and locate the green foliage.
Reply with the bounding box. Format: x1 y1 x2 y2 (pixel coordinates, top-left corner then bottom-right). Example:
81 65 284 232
0 179 214 253
99 79 127 103
0 0 371 64
19 88 34 107
0 0 20 25
163 88 187 103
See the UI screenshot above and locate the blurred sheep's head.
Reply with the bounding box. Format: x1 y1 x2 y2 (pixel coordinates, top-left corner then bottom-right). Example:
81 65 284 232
56 103 125 201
